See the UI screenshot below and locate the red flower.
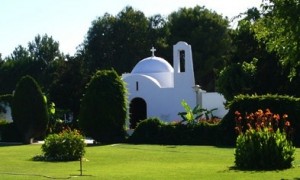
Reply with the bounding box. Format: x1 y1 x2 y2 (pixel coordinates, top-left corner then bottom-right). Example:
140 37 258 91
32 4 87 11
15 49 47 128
235 111 241 116
285 121 290 127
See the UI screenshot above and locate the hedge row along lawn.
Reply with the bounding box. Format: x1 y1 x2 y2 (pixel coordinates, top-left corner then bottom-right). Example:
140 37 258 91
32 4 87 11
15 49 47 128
0 144 300 179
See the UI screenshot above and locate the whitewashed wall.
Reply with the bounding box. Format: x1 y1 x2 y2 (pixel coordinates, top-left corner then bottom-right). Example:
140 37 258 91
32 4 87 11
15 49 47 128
201 92 228 118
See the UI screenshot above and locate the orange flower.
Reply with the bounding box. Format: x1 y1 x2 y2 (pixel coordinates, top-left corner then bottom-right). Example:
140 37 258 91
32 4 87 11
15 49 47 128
256 109 263 116
273 114 280 120
265 109 272 116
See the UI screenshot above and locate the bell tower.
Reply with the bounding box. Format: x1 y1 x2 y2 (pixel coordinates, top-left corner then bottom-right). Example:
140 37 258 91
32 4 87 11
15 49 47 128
173 41 195 87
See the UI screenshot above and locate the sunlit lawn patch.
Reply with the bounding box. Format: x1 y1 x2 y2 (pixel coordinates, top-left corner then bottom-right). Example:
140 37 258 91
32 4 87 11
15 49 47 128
0 144 299 179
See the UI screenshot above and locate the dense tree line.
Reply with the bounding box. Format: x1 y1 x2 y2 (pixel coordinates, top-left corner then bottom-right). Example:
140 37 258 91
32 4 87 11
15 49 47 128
217 0 300 100
0 2 299 126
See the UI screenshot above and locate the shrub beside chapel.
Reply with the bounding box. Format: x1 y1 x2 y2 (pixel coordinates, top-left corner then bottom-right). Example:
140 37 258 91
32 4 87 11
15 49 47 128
79 69 128 143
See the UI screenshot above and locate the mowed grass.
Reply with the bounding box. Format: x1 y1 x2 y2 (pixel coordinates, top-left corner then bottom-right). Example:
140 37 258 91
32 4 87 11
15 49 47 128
0 144 300 179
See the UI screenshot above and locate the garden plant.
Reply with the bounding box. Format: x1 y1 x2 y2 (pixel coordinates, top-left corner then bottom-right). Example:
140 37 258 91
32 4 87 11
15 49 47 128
234 109 295 170
178 100 219 125
33 128 86 161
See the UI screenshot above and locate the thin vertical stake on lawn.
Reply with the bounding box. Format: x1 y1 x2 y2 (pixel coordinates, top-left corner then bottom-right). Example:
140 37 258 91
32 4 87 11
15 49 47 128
80 157 83 176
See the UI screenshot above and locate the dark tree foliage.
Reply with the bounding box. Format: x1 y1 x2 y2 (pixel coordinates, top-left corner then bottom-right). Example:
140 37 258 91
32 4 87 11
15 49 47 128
27 34 64 90
216 63 253 100
28 34 61 65
48 55 87 122
230 8 284 95
217 7 296 100
254 0 300 78
11 75 49 144
82 6 169 75
0 34 86 128
79 69 127 143
0 34 64 95
0 46 33 94
167 6 232 91
229 8 262 65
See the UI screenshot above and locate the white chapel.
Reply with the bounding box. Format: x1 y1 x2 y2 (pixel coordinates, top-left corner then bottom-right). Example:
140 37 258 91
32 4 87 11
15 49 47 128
122 41 227 128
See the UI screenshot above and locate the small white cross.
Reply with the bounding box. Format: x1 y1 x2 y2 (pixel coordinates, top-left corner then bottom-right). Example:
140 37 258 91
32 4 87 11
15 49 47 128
150 46 156 57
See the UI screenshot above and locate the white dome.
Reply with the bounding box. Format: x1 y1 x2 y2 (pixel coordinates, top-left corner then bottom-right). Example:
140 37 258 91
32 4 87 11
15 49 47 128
131 56 174 74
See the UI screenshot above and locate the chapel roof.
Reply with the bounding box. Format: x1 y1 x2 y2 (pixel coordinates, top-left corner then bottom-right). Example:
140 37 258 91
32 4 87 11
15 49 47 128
131 56 174 74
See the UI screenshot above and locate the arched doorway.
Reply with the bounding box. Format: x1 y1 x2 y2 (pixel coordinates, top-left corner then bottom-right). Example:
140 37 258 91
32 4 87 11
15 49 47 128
129 97 147 129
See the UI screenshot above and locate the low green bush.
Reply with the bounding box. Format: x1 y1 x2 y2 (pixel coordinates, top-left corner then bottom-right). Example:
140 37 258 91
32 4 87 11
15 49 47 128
235 129 295 170
34 128 86 161
234 109 295 170
129 118 164 144
128 118 219 145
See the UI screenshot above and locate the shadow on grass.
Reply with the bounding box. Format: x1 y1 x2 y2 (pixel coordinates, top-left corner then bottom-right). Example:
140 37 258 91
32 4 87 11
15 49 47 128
0 172 94 179
226 167 300 180
228 165 295 172
0 142 23 146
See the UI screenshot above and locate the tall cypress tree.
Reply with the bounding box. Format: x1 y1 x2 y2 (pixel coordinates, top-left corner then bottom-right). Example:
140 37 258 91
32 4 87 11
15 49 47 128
11 75 49 144
79 69 127 143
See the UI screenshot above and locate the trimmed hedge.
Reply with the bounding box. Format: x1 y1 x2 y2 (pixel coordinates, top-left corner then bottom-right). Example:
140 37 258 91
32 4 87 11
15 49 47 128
219 94 300 146
128 118 219 145
0 123 22 142
129 95 300 147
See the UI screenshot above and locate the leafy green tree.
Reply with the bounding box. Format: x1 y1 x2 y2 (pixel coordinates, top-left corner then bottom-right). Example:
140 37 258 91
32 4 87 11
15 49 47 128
0 34 87 129
167 6 232 91
0 34 64 94
82 6 168 75
27 34 64 90
217 7 289 100
0 45 33 94
82 13 116 72
79 69 127 143
48 55 87 122
216 62 255 100
112 6 153 73
254 0 300 78
28 34 61 65
11 75 49 144
229 8 262 65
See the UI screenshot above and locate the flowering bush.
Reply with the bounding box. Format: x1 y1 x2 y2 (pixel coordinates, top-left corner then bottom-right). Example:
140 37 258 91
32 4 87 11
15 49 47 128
34 128 86 161
234 109 295 170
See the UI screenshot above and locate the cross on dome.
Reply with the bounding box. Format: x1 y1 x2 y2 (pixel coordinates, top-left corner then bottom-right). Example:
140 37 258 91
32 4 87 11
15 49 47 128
150 46 156 57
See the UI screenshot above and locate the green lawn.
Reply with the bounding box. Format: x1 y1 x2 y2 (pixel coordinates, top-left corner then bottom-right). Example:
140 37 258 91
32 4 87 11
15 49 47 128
0 144 300 179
